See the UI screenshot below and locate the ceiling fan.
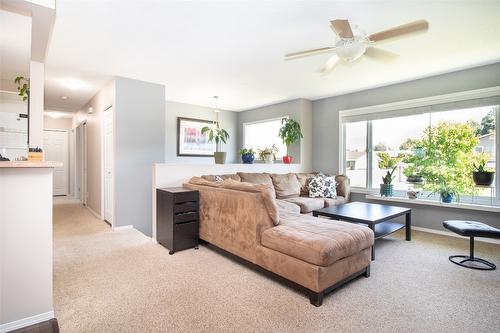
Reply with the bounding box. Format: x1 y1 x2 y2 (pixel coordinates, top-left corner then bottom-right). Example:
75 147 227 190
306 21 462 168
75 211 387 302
285 19 429 74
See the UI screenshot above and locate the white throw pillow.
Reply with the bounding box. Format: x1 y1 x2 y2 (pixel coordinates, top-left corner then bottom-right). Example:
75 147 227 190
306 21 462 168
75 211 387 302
308 175 337 198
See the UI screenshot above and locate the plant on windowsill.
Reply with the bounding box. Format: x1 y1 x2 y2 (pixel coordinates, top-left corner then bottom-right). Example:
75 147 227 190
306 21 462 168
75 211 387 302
429 181 459 203
278 117 303 164
239 148 255 164
201 123 229 164
472 154 495 186
380 166 397 197
258 145 278 164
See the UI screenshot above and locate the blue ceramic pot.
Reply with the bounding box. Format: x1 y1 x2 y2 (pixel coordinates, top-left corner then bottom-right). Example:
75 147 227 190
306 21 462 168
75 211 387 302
380 184 394 197
241 153 255 164
441 193 453 203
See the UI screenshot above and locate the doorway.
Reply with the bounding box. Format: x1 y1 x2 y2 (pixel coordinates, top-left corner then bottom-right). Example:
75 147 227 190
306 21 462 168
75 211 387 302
103 106 114 224
43 129 69 196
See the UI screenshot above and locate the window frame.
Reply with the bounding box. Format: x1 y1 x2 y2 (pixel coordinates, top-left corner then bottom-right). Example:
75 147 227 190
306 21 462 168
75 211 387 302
242 116 288 161
338 87 500 205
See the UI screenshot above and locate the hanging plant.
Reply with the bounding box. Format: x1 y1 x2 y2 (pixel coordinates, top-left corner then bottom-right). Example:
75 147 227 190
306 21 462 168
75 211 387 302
15 76 30 101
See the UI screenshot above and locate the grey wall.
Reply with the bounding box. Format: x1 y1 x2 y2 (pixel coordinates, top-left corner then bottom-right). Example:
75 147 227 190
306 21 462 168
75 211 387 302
165 101 238 163
311 62 500 232
312 62 500 174
237 98 313 169
115 77 165 236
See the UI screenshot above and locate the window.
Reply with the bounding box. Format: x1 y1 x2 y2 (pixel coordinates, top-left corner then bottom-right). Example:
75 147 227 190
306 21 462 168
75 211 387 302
244 118 287 158
341 96 499 205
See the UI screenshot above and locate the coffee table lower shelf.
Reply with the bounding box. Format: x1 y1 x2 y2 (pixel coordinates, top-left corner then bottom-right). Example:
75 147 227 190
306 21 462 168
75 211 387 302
362 221 405 240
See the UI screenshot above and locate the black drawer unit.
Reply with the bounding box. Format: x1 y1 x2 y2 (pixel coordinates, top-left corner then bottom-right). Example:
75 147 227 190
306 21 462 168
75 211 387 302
156 187 199 255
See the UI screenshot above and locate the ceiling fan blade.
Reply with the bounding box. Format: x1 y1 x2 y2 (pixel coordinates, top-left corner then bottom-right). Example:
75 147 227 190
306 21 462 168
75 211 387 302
330 19 354 38
364 47 400 62
367 19 429 42
285 46 336 60
319 55 340 74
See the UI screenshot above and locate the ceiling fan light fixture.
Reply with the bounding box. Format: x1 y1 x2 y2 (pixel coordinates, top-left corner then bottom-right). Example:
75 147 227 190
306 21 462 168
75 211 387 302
335 37 367 62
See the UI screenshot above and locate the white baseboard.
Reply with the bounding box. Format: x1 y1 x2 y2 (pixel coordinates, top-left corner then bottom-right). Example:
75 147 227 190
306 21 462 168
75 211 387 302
0 311 54 333
86 206 102 220
412 226 500 245
112 225 134 231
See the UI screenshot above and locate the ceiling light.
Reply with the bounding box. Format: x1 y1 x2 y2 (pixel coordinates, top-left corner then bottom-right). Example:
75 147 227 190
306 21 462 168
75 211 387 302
88 107 93 114
61 78 86 90
60 95 68 100
213 96 220 113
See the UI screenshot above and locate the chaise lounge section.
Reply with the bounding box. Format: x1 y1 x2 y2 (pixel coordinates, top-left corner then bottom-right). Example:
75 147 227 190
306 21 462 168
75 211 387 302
184 175 373 306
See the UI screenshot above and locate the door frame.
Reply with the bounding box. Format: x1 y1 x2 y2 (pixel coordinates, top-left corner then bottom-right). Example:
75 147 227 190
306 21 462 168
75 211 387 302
101 105 115 228
43 128 70 196
75 122 87 205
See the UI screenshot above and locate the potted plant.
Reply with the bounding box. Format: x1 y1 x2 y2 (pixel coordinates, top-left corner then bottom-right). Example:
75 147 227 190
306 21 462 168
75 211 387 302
435 184 458 203
278 117 303 164
380 166 397 197
201 123 229 164
258 145 278 164
239 148 255 164
473 157 495 186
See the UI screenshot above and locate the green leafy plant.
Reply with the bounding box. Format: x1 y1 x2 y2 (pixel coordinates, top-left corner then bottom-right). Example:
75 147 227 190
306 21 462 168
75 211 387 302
239 148 255 156
201 123 229 152
473 154 493 172
258 145 278 161
381 166 397 185
376 152 404 169
428 178 459 202
403 122 479 195
15 76 30 101
278 118 303 156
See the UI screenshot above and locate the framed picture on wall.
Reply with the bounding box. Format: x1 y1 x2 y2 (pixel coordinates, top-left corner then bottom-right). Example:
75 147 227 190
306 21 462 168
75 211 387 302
177 117 215 156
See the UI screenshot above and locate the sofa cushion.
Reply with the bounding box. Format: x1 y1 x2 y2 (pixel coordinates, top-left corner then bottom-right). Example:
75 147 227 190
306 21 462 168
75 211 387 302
324 196 346 207
201 174 241 182
335 175 350 201
261 213 374 266
237 172 276 197
269 173 301 199
188 177 280 225
283 196 325 213
295 172 317 196
276 199 301 214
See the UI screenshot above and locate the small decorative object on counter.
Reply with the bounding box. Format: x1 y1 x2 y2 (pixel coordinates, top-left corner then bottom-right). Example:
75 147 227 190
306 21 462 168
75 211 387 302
28 147 44 161
239 148 255 164
407 187 421 199
0 154 10 161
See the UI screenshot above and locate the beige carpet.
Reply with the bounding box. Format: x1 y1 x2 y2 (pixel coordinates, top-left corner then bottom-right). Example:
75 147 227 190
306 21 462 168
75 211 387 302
53 199 500 333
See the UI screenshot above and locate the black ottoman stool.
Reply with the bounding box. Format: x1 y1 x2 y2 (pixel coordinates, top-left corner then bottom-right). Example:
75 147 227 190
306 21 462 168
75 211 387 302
443 220 500 271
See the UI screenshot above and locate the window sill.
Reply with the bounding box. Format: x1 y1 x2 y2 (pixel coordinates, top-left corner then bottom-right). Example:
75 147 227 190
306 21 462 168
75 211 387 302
365 194 500 213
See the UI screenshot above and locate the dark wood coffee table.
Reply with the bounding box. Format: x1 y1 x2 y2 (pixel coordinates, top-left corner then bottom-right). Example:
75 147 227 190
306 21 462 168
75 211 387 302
313 202 411 260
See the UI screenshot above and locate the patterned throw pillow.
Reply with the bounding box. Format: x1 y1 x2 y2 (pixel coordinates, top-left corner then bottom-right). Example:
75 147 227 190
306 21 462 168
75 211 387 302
214 175 224 182
308 175 337 198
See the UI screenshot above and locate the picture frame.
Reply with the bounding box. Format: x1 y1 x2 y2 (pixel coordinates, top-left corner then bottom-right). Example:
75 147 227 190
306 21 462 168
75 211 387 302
177 117 215 157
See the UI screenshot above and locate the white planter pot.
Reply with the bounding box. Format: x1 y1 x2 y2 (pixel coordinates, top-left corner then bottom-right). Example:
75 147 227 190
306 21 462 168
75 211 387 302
264 155 274 164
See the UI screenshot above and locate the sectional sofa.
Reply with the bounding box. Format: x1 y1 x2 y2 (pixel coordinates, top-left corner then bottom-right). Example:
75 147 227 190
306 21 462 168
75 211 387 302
184 172 374 306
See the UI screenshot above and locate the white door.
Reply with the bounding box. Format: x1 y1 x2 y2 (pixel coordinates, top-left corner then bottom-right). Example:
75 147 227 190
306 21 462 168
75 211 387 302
43 130 69 196
103 107 114 223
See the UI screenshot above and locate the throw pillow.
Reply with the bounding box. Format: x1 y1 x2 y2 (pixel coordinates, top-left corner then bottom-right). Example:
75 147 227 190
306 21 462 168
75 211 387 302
308 175 337 198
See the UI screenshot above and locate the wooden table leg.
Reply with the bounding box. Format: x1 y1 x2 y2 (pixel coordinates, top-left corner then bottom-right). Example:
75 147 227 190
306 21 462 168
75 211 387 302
369 224 375 260
405 212 412 241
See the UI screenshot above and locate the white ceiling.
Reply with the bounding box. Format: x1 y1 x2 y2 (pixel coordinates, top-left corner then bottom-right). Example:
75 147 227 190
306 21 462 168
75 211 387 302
45 0 500 111
0 9 31 91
